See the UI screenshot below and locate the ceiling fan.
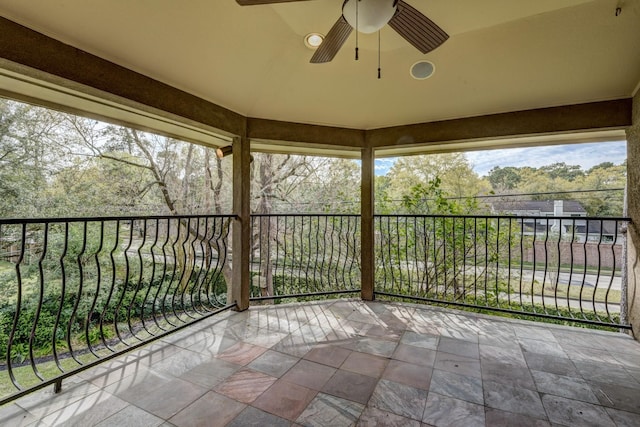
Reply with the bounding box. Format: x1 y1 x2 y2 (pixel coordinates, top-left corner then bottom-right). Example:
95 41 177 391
236 0 449 63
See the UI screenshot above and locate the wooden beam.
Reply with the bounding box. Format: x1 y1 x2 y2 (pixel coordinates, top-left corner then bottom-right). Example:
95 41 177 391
0 16 246 137
361 146 375 301
367 99 633 148
624 90 640 336
247 117 365 148
231 136 251 311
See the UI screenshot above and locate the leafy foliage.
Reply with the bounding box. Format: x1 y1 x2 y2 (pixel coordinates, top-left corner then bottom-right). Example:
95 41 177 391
379 153 490 213
0 270 227 364
377 177 512 301
486 162 625 216
487 166 522 190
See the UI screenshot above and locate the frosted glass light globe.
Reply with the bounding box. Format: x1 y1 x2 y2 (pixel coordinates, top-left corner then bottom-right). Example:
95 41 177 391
342 0 398 34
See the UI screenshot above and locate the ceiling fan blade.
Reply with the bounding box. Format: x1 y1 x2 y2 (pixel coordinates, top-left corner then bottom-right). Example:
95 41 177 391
236 0 314 5
388 0 449 54
310 16 353 63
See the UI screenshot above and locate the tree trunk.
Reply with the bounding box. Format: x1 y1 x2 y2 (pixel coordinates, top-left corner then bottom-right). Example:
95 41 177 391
259 154 275 299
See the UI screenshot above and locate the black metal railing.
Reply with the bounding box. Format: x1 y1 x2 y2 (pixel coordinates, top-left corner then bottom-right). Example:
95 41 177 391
250 214 361 301
0 215 236 405
0 211 631 404
375 214 630 329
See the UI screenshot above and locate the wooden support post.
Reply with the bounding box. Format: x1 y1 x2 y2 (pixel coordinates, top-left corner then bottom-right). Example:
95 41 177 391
232 136 251 311
625 90 640 338
361 146 375 301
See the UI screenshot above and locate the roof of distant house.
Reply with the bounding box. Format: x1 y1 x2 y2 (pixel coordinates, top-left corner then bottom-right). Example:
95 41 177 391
490 200 587 214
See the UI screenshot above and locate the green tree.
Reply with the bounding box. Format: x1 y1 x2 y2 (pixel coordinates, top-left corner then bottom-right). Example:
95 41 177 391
401 177 478 215
0 100 65 217
484 160 625 216
539 162 584 181
377 177 511 304
487 166 522 190
375 175 393 214
296 157 360 213
580 163 625 216
587 161 615 173
517 167 573 200
249 154 358 298
381 153 489 213
43 154 154 216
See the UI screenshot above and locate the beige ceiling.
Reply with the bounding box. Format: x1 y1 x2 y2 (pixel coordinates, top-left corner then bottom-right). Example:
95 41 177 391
0 0 639 130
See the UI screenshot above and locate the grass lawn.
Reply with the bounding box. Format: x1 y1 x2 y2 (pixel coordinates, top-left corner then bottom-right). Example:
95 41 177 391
0 352 100 398
0 261 13 273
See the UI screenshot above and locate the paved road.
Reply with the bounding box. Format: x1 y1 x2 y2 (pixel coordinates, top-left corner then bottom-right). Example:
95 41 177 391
500 292 620 314
520 269 621 291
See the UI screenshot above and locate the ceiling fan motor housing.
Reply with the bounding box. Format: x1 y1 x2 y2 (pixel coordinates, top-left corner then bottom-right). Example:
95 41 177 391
342 0 398 33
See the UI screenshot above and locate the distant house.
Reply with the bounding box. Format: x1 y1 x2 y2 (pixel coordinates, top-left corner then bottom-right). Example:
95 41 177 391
576 219 620 243
490 200 619 242
490 200 587 217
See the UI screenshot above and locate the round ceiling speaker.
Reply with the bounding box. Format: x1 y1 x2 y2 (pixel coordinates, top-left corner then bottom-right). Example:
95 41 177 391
410 60 435 80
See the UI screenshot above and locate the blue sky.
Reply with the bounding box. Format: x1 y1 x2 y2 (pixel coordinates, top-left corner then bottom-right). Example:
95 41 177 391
375 141 627 177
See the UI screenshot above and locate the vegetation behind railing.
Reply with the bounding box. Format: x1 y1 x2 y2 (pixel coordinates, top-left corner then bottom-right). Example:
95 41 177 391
248 213 629 328
250 214 361 301
375 214 629 328
0 215 235 404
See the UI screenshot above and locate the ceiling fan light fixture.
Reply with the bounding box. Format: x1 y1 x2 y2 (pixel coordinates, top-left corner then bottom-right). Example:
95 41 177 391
304 33 324 49
342 0 398 34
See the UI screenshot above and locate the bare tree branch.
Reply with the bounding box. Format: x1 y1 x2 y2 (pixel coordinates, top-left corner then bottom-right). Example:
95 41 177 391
126 129 178 215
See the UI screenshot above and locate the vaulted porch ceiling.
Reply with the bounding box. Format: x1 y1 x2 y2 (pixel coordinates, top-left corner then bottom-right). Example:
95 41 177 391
0 0 638 134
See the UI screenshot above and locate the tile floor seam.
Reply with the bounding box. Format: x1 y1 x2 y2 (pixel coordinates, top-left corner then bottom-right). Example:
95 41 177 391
484 405 550 424
537 390 554 424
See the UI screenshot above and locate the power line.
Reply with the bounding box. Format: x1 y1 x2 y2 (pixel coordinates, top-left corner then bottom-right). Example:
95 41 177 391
380 188 625 204
444 188 625 201
270 188 625 207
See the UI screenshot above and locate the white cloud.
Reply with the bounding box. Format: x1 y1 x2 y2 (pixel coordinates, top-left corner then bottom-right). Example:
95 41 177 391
465 141 626 176
374 157 397 175
369 142 626 177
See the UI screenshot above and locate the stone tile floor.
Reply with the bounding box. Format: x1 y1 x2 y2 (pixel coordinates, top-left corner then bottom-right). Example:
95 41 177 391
1 299 640 426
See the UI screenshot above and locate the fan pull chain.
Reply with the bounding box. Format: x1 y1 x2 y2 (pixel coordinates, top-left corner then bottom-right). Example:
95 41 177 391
378 30 381 79
355 0 359 60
